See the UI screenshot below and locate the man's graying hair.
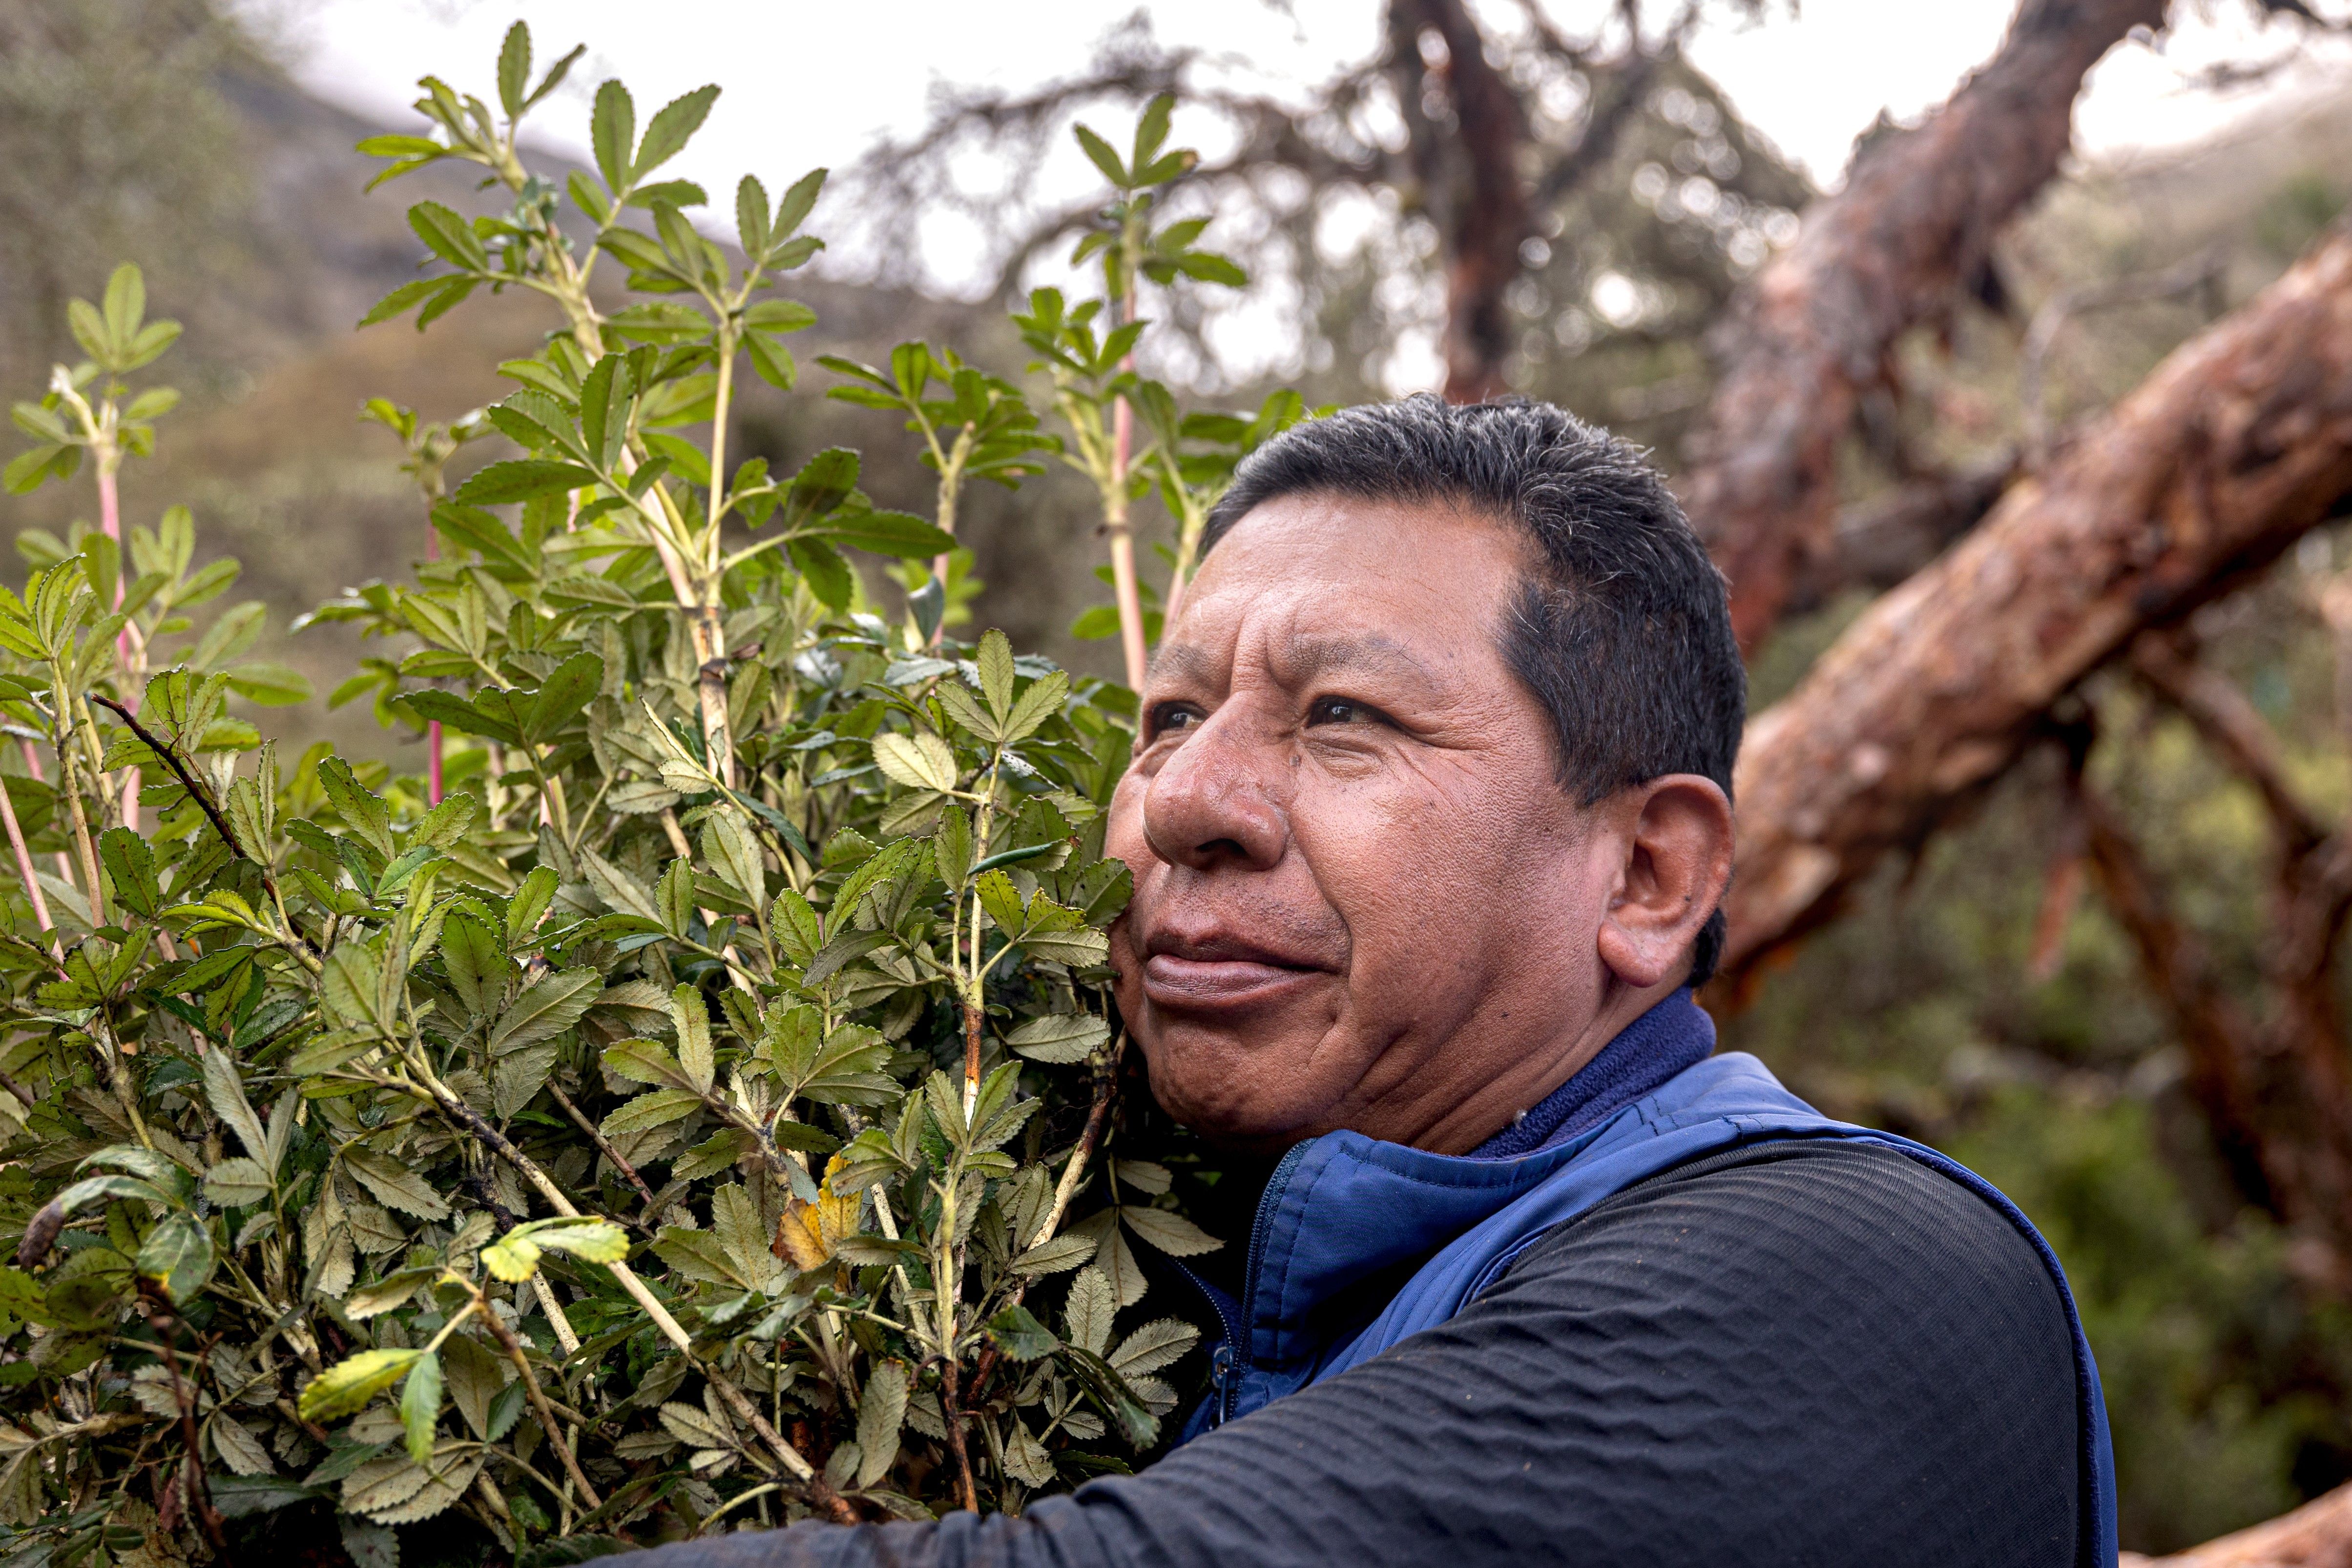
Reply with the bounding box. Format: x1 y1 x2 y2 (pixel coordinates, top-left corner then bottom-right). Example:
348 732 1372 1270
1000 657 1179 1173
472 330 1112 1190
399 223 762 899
1200 394 1747 985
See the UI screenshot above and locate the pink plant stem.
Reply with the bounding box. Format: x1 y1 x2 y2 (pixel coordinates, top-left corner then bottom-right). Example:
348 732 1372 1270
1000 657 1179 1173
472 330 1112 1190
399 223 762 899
0 770 58 960
1109 396 1147 690
19 742 77 886
98 462 140 832
1107 289 1149 691
100 463 130 672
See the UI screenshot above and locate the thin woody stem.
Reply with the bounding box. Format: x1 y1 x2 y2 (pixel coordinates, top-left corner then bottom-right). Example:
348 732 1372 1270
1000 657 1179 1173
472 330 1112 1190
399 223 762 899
937 1355 982 1514
89 691 310 962
147 1293 231 1558
56 743 105 929
546 1081 660 1213
475 1290 604 1510
962 999 984 1116
530 1274 582 1357
1105 405 1147 691
89 694 237 855
424 495 444 805
1104 257 1149 690
1030 1029 1125 1252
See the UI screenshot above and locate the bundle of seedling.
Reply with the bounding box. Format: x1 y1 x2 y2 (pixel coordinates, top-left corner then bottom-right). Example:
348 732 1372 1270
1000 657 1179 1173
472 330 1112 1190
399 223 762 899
0 23 1294 1566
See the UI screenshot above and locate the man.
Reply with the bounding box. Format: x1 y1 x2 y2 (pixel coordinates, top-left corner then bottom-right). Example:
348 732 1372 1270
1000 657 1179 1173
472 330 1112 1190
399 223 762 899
659 396 2113 1567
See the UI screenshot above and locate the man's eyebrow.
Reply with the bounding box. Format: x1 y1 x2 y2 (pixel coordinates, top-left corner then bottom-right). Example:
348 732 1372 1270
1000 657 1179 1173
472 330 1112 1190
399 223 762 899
1273 631 1446 688
1146 632 1453 691
1147 642 1221 684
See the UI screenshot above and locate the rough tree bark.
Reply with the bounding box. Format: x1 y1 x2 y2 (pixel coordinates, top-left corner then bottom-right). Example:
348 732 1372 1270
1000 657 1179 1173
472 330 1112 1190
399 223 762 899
1387 0 1690 404
1718 217 2352 989
1678 0 2169 652
1395 0 1529 405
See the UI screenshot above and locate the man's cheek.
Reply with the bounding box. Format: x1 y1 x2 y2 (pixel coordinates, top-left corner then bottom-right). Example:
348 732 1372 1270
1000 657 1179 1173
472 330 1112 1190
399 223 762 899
1103 774 1154 875
1107 911 1145 1018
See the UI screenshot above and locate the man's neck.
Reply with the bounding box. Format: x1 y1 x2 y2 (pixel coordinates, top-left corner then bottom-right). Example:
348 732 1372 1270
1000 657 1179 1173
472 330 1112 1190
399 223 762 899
1408 973 1690 1154
1466 987 1715 1159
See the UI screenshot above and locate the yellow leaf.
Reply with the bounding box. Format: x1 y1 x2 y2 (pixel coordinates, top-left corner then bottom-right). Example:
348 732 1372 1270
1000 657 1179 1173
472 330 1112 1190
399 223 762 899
770 1155 863 1271
771 1203 827 1271
481 1235 541 1281
817 1154 860 1248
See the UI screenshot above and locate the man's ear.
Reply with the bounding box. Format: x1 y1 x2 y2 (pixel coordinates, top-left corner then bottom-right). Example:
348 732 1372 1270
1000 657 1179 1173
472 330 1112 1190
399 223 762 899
1595 774 1735 990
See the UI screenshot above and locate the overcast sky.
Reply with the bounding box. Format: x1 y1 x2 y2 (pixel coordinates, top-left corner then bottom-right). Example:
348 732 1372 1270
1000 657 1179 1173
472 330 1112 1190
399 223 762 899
234 0 2351 334
249 0 2351 173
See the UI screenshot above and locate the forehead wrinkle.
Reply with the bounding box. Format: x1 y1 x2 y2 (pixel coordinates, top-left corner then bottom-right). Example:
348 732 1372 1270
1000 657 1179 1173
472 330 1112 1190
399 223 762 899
1268 627 1454 695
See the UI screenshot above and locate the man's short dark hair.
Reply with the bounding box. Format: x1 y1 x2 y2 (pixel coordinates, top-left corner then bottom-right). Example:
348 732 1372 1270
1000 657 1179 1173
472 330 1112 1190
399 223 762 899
1201 394 1746 984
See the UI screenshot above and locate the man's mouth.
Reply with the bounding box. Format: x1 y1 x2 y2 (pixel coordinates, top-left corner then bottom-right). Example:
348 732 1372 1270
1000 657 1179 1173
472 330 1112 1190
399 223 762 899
1139 931 1331 1012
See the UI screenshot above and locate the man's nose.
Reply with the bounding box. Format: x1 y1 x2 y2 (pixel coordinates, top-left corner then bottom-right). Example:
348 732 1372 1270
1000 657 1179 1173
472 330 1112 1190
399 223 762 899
1140 713 1288 872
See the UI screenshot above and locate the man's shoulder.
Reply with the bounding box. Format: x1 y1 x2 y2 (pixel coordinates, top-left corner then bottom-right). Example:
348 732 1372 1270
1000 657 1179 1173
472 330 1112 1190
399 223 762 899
1479 1136 2083 1564
1505 1135 2063 1330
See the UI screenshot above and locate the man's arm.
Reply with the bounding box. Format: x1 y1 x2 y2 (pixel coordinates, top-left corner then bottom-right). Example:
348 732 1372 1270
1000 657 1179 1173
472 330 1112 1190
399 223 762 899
641 1140 2081 1568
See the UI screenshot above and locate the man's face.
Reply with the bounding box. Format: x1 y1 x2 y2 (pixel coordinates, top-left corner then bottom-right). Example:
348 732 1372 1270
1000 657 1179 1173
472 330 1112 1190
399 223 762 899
1106 493 1634 1155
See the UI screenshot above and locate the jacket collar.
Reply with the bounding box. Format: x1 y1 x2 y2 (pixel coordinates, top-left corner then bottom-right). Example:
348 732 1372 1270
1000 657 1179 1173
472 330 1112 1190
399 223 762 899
1239 989 1718 1372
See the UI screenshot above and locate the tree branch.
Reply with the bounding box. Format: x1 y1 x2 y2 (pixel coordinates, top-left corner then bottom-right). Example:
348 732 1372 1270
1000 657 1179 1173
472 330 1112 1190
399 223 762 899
2022 247 2228 464
2129 631 2329 851
1395 0 1533 402
1781 447 2020 614
414 1068 860 1523
89 692 241 860
1720 217 2352 989
2076 782 2280 1213
1680 0 2169 651
1528 4 1694 212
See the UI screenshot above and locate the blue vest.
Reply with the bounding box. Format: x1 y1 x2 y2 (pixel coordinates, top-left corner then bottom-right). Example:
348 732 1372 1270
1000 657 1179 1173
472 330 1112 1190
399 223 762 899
1179 1049 2118 1565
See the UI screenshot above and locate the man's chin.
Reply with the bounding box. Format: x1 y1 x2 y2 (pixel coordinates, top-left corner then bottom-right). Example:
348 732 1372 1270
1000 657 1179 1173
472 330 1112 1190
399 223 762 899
1137 1022 1339 1153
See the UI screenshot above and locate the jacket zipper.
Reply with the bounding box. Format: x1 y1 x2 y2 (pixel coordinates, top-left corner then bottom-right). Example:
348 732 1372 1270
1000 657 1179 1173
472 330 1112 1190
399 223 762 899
1221 1141 1310 1425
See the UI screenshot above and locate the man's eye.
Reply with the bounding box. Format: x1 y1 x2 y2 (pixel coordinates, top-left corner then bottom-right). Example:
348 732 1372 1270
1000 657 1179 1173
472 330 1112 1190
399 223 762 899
1151 705 1202 738
1308 698 1371 726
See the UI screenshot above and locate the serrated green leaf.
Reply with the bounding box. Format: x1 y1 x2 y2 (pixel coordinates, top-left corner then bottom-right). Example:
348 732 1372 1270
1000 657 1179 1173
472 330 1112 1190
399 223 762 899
987 1305 1058 1361
592 80 635 192
1000 669 1070 745
489 967 602 1055
976 630 1015 721
632 84 719 182
137 1213 215 1305
342 1148 450 1222
1120 1205 1220 1258
602 1088 702 1135
398 1351 441 1464
202 1158 273 1209
299 1348 422 1422
1005 1011 1108 1064
672 983 714 1094
855 1361 907 1486
454 460 595 506
872 731 958 794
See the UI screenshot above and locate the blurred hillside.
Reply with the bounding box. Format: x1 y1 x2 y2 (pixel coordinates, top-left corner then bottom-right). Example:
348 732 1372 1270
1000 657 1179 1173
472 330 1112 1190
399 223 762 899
9 0 2352 1553
0 0 1119 770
